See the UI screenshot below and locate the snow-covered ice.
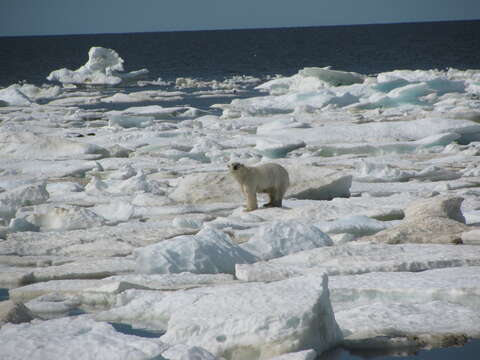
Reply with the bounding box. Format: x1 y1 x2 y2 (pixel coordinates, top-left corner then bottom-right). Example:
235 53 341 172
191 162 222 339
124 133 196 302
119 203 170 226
0 316 168 360
96 275 342 359
135 227 257 274
1 57 480 358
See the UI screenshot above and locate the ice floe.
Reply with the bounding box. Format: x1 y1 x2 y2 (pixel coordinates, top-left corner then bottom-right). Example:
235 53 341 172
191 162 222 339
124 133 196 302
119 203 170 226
240 220 333 260
96 275 342 358
331 266 480 345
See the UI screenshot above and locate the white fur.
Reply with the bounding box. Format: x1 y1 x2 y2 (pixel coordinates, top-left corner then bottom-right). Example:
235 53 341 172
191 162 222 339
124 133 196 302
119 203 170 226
228 162 290 211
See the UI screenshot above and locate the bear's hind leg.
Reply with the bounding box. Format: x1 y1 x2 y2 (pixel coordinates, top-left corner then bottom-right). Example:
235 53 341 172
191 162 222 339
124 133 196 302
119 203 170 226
264 190 283 208
263 190 277 208
271 190 284 207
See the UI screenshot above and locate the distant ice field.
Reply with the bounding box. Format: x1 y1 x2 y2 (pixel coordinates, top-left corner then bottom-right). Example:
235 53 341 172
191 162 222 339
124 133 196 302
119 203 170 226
1 20 479 88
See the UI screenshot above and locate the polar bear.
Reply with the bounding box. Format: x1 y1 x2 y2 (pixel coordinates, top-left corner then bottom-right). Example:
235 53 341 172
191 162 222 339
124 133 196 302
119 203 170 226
228 162 290 211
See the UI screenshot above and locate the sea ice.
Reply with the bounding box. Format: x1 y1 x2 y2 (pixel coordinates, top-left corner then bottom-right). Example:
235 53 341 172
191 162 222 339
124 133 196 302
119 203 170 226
162 344 218 360
269 350 317 360
255 138 306 158
97 275 342 359
253 118 480 146
286 165 352 200
14 203 106 232
2 62 480 358
8 278 139 303
236 243 480 282
331 267 480 344
0 182 49 222
314 215 391 239
0 85 33 106
365 195 469 244
256 67 365 95
0 220 201 257
161 274 342 359
169 171 243 204
0 130 109 160
0 300 35 325
355 161 461 183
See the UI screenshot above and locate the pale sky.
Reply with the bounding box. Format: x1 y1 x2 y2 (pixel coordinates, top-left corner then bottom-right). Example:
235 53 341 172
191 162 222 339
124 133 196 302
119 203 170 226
1 0 479 37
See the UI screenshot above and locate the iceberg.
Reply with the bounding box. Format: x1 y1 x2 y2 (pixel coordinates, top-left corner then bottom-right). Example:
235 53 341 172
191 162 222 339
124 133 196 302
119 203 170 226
47 47 149 86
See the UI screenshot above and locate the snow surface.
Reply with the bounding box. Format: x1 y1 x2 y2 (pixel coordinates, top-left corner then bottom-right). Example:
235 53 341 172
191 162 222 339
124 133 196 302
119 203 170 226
1 54 480 359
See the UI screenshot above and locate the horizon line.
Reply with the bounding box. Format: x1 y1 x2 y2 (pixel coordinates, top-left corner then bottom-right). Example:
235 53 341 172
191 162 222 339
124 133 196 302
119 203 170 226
1 17 479 39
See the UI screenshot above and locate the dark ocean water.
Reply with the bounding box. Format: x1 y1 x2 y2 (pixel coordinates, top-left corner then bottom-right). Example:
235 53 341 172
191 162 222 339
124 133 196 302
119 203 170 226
1 20 480 87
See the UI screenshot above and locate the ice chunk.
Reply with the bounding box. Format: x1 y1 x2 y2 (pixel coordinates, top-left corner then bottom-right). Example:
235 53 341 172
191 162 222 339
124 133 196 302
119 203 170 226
0 131 109 160
240 220 332 260
355 161 415 182
135 227 257 275
315 215 390 238
0 317 167 360
315 132 461 157
14 204 106 232
109 172 166 195
0 182 49 221
30 257 136 283
14 83 63 101
47 47 149 86
285 165 351 200
92 200 135 223
355 161 462 183
298 67 365 86
169 171 243 204
100 274 342 358
162 345 218 360
257 67 365 95
108 114 154 128
256 117 311 133
160 274 342 358
0 219 212 257
106 273 235 291
9 278 140 303
331 267 480 344
366 196 468 244
107 164 137 180
0 300 35 325
462 229 480 245
274 118 480 145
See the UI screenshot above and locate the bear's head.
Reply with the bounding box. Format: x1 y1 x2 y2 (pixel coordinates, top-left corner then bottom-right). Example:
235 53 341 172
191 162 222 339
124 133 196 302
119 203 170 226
228 162 244 172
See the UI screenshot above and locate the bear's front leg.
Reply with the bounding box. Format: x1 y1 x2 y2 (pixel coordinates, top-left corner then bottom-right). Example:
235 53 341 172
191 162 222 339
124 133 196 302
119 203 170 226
245 190 258 211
